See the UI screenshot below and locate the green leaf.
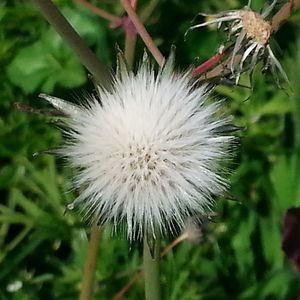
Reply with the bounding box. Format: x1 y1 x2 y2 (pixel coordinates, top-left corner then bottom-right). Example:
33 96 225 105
6 28 86 94
256 96 291 116
0 165 25 188
270 155 299 211
7 41 51 93
259 216 283 269
231 213 256 276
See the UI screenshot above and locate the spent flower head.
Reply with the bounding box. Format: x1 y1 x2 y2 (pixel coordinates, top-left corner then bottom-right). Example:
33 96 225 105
189 0 288 84
40 53 235 240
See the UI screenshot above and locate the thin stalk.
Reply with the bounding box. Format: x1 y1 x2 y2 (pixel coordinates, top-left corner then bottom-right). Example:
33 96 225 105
79 226 102 300
192 47 229 77
112 270 142 300
124 0 137 68
143 232 161 300
124 33 137 68
271 0 300 32
32 0 111 87
160 233 188 257
113 232 189 299
121 0 165 66
76 0 121 24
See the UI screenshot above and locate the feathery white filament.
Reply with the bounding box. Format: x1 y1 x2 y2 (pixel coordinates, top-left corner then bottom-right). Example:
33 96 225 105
45 61 234 240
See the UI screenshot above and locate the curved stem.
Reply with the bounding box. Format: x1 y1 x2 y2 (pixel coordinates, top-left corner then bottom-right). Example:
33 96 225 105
160 233 188 257
32 0 111 87
112 270 142 300
143 232 161 300
79 226 102 300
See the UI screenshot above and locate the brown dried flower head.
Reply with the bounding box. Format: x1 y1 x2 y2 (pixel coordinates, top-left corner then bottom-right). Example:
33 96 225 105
240 9 272 45
189 0 288 84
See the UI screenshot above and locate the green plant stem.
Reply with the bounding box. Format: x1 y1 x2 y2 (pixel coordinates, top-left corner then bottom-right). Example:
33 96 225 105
143 232 161 300
113 233 187 299
32 0 111 87
121 0 165 66
79 226 102 300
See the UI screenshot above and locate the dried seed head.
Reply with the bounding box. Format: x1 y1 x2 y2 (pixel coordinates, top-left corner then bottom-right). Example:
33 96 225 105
188 1 288 85
240 10 272 45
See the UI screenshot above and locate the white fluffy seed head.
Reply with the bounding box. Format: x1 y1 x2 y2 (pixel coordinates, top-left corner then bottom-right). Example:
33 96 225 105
44 57 235 240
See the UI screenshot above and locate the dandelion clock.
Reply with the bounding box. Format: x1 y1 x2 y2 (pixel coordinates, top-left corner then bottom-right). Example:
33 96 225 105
39 52 235 241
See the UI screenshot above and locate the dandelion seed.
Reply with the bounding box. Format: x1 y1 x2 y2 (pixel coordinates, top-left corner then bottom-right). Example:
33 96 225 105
189 0 288 84
40 54 235 241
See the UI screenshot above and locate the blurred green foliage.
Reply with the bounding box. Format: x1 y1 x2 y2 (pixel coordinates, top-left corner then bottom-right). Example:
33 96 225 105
1 0 300 299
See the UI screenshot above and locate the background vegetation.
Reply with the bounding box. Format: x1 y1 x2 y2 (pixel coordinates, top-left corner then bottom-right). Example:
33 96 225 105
1 0 300 299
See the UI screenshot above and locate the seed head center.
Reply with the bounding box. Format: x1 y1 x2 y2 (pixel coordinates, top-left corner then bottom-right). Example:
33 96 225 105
241 10 271 45
125 143 159 183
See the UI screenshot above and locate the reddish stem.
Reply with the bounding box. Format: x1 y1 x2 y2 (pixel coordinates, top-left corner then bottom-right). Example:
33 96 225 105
76 0 121 25
124 0 138 67
121 0 165 66
192 50 227 77
112 271 142 300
